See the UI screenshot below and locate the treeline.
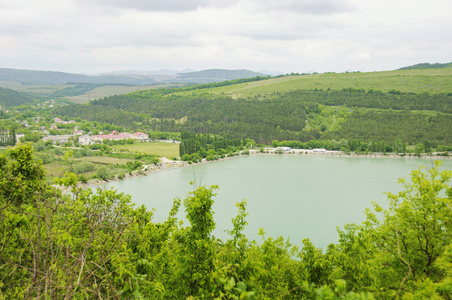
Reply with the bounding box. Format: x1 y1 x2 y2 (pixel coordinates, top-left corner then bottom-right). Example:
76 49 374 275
1 144 451 299
135 75 273 96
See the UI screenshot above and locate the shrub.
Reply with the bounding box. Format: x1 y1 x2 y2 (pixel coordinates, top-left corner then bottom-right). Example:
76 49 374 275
78 174 88 184
96 166 111 181
72 162 96 174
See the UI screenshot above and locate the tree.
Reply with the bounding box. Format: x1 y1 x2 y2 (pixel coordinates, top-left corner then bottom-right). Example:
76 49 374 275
0 144 137 298
365 161 452 298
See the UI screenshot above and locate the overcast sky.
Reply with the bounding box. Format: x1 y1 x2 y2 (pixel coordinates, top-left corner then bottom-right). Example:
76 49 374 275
1 0 451 74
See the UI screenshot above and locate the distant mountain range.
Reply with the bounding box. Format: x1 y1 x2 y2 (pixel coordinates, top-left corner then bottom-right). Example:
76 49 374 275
0 68 269 86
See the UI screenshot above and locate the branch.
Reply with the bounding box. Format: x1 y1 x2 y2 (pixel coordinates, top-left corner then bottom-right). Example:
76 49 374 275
395 224 412 300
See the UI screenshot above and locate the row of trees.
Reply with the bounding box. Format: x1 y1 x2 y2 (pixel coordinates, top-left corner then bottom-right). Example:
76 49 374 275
1 144 451 298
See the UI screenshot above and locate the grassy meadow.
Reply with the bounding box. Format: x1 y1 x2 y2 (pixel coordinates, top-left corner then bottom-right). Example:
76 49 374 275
114 142 180 159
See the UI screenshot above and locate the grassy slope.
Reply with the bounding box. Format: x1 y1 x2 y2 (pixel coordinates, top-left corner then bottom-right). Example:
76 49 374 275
171 68 452 99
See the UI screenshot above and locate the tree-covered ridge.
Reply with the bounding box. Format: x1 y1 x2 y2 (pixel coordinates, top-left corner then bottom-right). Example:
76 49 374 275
1 144 451 298
0 86 36 108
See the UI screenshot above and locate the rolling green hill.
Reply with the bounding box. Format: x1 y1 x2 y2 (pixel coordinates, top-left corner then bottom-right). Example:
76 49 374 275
170 68 452 99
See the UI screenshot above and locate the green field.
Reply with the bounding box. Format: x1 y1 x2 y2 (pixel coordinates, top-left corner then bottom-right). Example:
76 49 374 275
114 142 180 158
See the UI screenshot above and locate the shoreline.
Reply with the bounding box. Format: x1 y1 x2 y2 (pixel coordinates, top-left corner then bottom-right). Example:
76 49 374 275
78 148 451 190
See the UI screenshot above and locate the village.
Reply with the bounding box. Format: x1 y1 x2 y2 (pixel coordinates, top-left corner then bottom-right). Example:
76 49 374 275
39 117 150 145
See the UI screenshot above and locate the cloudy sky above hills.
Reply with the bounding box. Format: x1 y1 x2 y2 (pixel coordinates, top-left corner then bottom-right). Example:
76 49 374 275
1 0 451 74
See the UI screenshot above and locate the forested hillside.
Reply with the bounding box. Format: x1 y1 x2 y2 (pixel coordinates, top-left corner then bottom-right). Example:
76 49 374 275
0 86 36 108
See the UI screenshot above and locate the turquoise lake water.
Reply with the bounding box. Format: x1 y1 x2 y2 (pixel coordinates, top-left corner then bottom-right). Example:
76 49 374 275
105 155 452 248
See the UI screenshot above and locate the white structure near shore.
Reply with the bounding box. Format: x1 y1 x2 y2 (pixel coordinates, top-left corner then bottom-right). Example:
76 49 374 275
79 132 149 145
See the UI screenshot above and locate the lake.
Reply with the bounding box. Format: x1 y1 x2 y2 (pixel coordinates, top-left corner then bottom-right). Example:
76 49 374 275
105 155 452 248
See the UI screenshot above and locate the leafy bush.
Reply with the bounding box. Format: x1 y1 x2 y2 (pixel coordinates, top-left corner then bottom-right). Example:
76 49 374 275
36 153 54 164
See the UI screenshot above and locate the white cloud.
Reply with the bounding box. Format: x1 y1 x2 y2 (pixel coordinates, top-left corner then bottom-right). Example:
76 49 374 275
0 0 450 74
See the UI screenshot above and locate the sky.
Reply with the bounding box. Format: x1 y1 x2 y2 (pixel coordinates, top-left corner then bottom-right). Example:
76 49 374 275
0 0 451 75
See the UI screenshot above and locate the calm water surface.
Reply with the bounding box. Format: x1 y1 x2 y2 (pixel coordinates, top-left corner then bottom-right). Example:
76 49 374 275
105 155 452 248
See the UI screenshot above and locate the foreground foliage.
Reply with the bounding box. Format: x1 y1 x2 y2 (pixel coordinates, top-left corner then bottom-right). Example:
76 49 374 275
1 144 451 299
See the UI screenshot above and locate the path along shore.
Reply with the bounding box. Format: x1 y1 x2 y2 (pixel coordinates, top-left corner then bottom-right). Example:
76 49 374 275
76 148 450 191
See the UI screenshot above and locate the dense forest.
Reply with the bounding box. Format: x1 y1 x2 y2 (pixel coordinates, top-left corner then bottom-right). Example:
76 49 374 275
1 144 451 298
55 94 318 144
326 110 452 145
54 87 452 146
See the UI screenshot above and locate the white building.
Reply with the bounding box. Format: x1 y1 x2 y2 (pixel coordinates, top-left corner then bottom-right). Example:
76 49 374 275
78 135 92 146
